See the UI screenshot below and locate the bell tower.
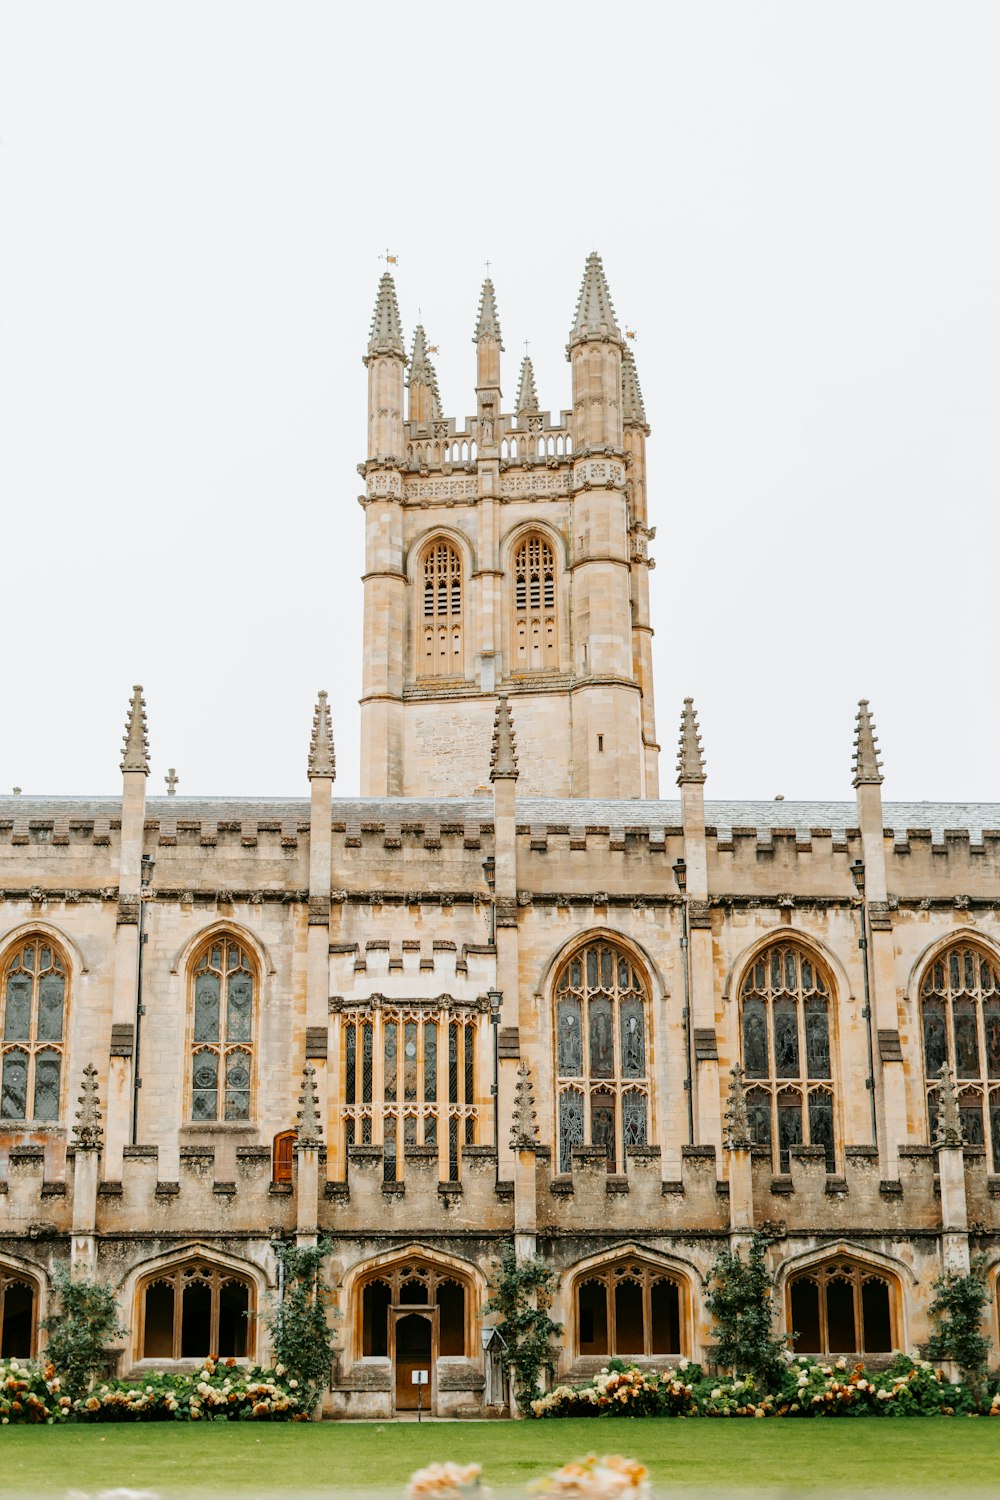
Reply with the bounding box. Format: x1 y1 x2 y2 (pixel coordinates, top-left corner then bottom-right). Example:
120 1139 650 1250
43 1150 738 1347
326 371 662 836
358 256 659 799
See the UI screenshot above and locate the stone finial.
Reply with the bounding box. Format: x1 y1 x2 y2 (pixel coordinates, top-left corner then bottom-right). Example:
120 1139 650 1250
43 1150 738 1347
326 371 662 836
367 272 406 359
406 325 443 419
515 355 539 419
568 251 622 348
296 1064 323 1148
72 1064 103 1150
676 698 706 786
510 1061 540 1151
489 696 519 782
935 1061 964 1148
621 345 648 428
307 691 336 781
473 278 503 347
852 699 884 788
725 1064 752 1151
120 685 150 775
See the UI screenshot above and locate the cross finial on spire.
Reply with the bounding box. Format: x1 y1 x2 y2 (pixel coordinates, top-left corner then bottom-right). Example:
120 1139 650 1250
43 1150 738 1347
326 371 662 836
295 1063 323 1148
474 278 504 347
725 1064 752 1150
676 698 706 785
367 271 406 360
121 685 150 775
852 699 884 788
568 251 622 350
165 768 179 796
516 355 539 419
935 1061 964 1148
308 691 336 781
72 1063 104 1150
490 697 518 782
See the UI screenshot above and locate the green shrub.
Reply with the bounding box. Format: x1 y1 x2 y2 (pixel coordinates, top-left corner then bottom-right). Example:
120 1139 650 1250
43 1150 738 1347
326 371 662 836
484 1240 562 1408
40 1266 128 1402
921 1258 991 1403
704 1232 787 1390
259 1240 338 1415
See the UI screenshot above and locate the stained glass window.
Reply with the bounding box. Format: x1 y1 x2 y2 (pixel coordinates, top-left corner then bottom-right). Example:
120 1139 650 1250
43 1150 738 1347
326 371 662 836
921 944 1000 1165
189 940 255 1122
0 938 68 1122
739 943 837 1173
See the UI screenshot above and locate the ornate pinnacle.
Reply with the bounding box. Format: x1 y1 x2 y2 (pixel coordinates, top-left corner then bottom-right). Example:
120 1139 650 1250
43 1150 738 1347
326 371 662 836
676 698 707 786
934 1061 964 1149
406 325 443 419
307 691 336 781
489 697 519 782
510 1061 540 1151
725 1064 752 1151
852 699 884 788
473 278 503 347
568 251 622 350
621 345 648 429
120 685 150 776
296 1063 322 1148
515 355 539 419
366 272 406 360
72 1064 103 1150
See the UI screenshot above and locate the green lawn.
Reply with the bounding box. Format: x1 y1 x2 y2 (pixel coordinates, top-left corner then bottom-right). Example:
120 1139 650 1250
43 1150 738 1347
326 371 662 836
2 1418 999 1497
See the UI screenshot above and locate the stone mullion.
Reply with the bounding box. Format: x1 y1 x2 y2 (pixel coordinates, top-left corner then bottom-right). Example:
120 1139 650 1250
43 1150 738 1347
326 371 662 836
371 1011 385 1148
436 1014 449 1183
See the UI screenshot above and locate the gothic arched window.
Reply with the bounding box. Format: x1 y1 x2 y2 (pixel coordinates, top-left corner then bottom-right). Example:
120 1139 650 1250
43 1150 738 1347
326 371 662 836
421 540 463 678
739 943 835 1173
139 1261 254 1360
789 1260 895 1356
189 938 256 1122
0 1268 38 1357
576 1259 683 1358
555 940 650 1175
1 936 67 1123
357 1259 469 1359
920 943 1000 1164
512 534 557 672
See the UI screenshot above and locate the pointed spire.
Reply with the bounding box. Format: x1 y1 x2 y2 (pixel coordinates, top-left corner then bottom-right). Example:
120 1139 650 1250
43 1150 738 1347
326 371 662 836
515 355 539 419
510 1061 540 1151
676 698 706 785
621 344 648 428
490 697 519 782
307 691 336 781
367 272 406 359
473 278 504 348
296 1063 322 1148
568 252 622 348
120 685 149 775
725 1065 752 1151
852 699 884 788
935 1061 964 1148
72 1063 103 1150
406 325 442 419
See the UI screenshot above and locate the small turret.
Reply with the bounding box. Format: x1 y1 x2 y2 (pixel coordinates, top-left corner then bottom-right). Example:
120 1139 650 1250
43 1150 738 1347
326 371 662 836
366 272 406 360
473 278 503 347
621 344 648 431
490 696 519 782
474 278 502 449
307 690 336 781
515 355 539 422
567 252 622 351
364 272 407 461
407 324 442 427
676 698 707 785
567 253 624 449
852 699 884 787
120 686 149 776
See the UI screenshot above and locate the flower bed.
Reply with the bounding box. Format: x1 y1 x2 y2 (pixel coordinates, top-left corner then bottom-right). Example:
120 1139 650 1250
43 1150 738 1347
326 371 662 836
531 1356 988 1418
1 1356 305 1423
0 1359 71 1424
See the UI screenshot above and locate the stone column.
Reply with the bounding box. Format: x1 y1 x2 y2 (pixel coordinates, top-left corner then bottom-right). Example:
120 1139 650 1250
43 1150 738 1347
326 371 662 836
306 693 335 1179
70 1064 102 1279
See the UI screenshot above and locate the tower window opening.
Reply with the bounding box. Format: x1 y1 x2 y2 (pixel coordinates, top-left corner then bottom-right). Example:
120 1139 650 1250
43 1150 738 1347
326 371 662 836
512 534 558 673
421 541 463 679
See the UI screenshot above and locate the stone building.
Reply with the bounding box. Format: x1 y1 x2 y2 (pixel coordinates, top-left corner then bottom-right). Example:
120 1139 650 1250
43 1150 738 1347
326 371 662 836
2 255 999 1416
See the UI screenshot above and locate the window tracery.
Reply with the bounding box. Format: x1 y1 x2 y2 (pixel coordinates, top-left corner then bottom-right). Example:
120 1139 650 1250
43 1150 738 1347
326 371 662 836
555 941 650 1174
788 1260 894 1355
358 1259 469 1359
512 534 557 672
1 937 67 1123
920 943 1000 1162
576 1259 682 1358
139 1260 253 1360
739 943 835 1172
421 540 463 678
189 939 256 1122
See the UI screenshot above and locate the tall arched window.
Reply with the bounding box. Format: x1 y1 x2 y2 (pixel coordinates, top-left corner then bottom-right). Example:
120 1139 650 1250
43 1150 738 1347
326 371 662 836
189 938 256 1122
139 1261 254 1360
921 943 1000 1163
555 940 650 1175
421 540 463 678
1 936 67 1123
740 942 835 1173
0 1268 37 1357
512 534 557 672
357 1259 469 1358
576 1259 683 1359
789 1259 895 1356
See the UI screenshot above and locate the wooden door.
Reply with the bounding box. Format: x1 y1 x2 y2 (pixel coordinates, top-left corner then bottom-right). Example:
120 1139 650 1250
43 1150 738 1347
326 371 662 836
394 1312 433 1410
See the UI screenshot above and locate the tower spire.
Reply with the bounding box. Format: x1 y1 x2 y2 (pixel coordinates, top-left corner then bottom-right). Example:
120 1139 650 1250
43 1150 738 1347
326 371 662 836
621 344 648 428
490 697 519 782
515 355 539 420
676 698 706 785
120 685 149 775
473 278 504 347
366 272 406 360
407 324 442 422
307 690 336 781
568 251 622 350
852 699 884 788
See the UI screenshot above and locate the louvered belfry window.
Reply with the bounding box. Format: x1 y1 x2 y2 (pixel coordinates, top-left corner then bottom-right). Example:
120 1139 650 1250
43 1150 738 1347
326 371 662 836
513 534 557 672
421 540 463 677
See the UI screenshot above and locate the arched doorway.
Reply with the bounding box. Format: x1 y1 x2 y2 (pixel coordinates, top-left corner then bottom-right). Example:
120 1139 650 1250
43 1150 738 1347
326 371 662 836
394 1312 433 1410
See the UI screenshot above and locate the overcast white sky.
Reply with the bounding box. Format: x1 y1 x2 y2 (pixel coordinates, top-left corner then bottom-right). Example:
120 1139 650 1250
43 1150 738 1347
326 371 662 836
1 2 997 803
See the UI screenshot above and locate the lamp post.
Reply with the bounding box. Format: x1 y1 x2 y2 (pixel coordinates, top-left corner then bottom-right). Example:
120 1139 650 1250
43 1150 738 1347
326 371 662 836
673 858 694 1146
851 858 878 1148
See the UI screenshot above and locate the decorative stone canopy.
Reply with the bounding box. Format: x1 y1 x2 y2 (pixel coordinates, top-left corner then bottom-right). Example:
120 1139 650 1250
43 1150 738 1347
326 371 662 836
676 698 706 786
296 1063 322 1148
367 272 406 359
72 1063 103 1150
725 1064 752 1151
489 697 518 782
852 699 884 788
120 685 150 776
510 1060 539 1151
934 1061 964 1148
307 690 336 781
